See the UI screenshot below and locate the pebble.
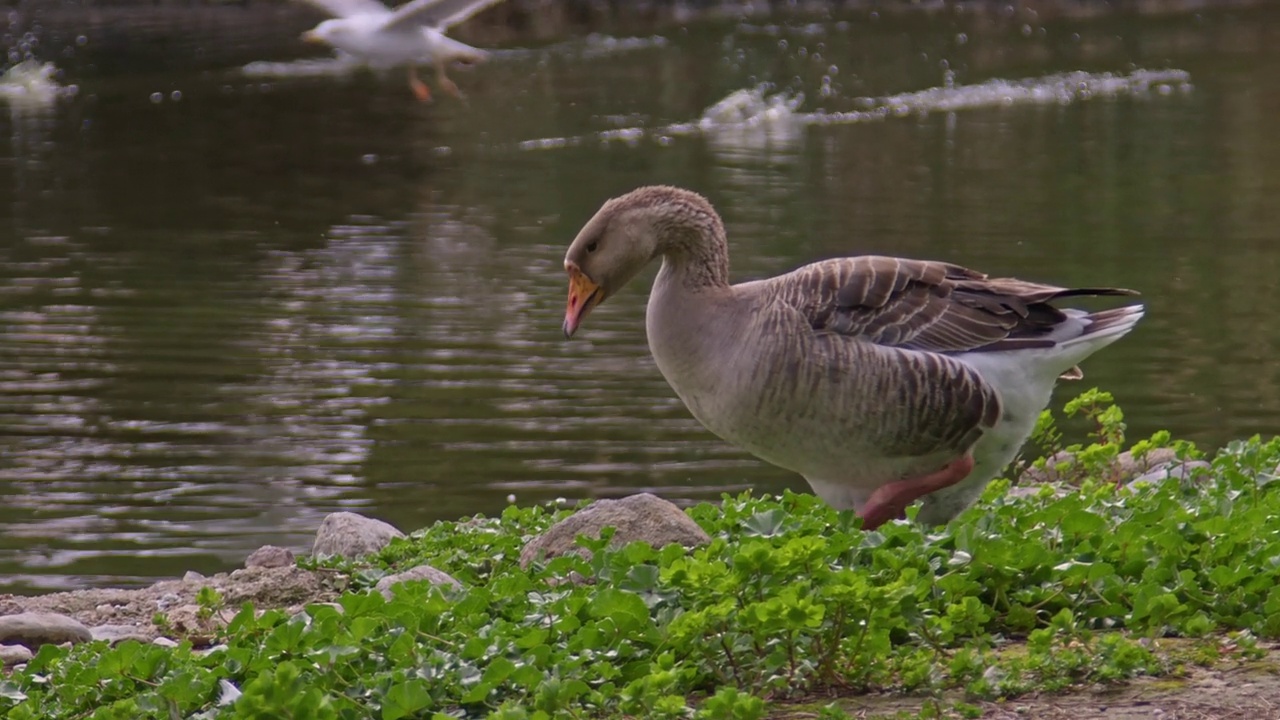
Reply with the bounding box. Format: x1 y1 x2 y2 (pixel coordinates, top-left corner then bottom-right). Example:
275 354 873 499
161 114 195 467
245 545 295 569
0 643 33 666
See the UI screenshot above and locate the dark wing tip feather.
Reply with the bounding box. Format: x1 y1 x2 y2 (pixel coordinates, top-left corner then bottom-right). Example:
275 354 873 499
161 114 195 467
1049 286 1141 299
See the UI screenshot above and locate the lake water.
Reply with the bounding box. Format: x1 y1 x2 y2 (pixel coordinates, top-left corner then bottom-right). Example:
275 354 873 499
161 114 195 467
1 4 1278 593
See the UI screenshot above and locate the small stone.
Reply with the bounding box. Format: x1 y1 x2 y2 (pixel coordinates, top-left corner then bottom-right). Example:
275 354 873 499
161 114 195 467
375 564 462 600
156 592 182 611
91 624 154 645
520 493 710 569
0 644 33 666
94 603 117 616
312 512 404 559
217 678 243 706
162 604 209 635
153 636 179 648
245 545 295 569
182 571 206 582
0 612 93 649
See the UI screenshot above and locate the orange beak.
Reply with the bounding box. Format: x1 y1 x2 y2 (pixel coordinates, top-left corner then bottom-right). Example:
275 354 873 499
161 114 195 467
562 265 603 338
301 30 325 44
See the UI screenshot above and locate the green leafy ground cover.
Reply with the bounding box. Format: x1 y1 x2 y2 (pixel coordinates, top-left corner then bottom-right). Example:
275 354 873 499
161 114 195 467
4 392 1280 719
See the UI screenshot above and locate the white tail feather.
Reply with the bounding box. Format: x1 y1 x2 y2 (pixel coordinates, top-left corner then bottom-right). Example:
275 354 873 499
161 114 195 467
1051 304 1145 374
917 302 1145 525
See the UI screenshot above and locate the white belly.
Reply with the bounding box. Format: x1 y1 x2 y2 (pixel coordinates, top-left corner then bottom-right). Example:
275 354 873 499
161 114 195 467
914 351 1058 524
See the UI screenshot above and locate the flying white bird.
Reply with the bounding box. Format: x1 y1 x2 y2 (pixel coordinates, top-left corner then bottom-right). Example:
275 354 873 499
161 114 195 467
298 0 505 101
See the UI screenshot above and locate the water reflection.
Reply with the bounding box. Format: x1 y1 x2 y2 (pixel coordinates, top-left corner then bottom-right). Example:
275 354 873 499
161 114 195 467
360 194 760 526
0 6 1278 592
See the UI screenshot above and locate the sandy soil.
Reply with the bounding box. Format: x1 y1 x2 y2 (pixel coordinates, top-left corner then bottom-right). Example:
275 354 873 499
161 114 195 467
773 652 1280 719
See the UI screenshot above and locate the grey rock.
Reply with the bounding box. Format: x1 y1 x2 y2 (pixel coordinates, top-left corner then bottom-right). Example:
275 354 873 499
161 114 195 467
0 644 33 666
0 612 93 649
375 564 462 600
245 545 295 569
1020 448 1203 487
1018 450 1078 485
313 512 404 559
1116 448 1181 478
1113 448 1208 488
1006 483 1070 501
0 565 338 641
520 493 710 569
1128 460 1213 489
153 636 179 648
90 624 155 645
182 571 206 582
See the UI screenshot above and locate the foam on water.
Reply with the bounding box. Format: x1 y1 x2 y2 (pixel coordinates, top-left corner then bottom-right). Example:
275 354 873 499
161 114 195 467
852 68 1194 118
513 68 1193 154
241 54 362 79
576 33 669 58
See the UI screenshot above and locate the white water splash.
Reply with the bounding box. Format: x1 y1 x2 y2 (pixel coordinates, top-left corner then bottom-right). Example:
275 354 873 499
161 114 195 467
512 68 1192 154
0 61 75 106
697 84 805 156
699 84 804 128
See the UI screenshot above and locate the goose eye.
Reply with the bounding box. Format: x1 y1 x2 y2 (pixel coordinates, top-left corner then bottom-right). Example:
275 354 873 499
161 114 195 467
586 241 599 253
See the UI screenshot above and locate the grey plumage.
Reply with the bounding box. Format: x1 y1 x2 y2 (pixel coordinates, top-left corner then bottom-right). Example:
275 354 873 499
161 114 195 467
562 186 1144 526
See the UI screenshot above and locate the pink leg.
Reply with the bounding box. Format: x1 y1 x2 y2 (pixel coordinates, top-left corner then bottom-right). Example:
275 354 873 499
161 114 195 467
858 454 975 530
436 66 462 99
408 67 432 102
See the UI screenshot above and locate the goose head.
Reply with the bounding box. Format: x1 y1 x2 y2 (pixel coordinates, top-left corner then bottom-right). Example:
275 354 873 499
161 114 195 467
561 192 668 337
562 186 728 338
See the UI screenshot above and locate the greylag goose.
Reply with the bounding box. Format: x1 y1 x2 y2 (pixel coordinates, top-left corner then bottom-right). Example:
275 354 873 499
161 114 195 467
298 0 504 102
561 186 1144 529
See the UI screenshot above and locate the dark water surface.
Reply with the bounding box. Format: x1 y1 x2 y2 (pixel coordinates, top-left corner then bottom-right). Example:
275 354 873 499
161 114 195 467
1 5 1278 592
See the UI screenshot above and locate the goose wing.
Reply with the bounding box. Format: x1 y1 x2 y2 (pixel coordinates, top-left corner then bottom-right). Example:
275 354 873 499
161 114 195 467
771 255 1136 352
